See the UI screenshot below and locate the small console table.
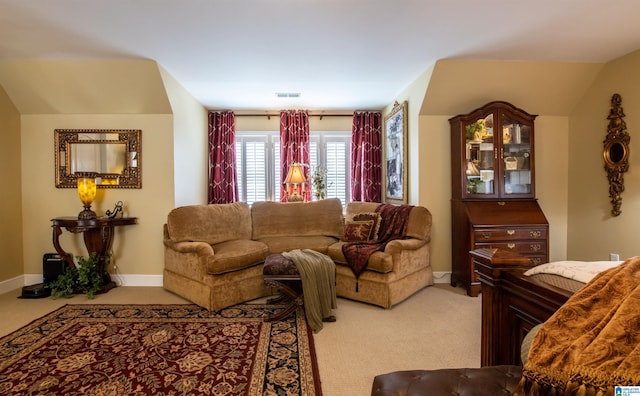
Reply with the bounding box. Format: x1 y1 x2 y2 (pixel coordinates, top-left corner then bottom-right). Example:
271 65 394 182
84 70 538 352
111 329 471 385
51 216 137 293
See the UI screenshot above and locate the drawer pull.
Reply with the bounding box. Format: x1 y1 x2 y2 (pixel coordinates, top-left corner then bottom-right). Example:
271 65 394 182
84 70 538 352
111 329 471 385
531 258 542 265
507 243 515 249
507 230 515 235
530 244 541 252
481 232 492 239
530 231 542 238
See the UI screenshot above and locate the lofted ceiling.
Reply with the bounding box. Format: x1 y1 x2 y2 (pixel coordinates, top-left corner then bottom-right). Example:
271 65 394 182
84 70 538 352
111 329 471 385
1 0 640 111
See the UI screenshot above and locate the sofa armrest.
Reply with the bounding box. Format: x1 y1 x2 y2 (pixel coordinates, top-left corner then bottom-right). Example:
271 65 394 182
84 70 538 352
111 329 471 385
384 237 428 255
384 237 431 277
164 240 214 256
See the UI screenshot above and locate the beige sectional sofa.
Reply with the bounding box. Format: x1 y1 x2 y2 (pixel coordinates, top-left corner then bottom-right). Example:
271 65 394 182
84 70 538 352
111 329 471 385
163 198 432 311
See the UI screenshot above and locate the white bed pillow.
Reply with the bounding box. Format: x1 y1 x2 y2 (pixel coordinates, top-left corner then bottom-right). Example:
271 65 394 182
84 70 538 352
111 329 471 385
524 260 622 284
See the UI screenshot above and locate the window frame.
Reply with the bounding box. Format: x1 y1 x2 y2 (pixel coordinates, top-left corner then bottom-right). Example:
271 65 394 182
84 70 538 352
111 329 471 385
235 130 351 205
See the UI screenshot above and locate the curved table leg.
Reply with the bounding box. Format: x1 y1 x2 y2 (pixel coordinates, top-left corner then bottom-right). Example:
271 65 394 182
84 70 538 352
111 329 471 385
83 226 115 287
52 225 75 270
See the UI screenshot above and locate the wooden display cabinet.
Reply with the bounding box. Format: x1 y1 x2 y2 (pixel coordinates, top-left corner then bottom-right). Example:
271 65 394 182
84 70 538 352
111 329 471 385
450 101 549 296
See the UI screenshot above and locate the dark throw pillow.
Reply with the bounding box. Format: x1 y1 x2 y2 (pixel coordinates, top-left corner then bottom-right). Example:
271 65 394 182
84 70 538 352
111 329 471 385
343 220 375 242
352 212 381 241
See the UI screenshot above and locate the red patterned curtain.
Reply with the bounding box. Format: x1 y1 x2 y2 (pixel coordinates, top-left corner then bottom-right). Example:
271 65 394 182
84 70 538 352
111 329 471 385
208 111 239 204
279 110 310 202
351 111 382 202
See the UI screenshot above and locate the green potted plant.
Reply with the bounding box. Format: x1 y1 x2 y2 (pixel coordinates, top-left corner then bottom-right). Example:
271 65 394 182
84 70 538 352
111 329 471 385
312 165 328 200
465 119 486 141
47 252 105 299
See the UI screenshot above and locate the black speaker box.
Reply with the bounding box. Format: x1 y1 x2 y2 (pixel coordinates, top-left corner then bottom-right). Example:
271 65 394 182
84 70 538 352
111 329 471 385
19 253 68 299
43 253 66 285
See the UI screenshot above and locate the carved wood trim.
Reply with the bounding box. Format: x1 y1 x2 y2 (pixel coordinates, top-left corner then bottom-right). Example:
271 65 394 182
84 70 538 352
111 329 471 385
603 93 630 216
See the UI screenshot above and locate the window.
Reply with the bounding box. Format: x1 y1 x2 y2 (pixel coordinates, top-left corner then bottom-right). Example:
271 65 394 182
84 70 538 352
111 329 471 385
309 134 350 205
236 131 350 205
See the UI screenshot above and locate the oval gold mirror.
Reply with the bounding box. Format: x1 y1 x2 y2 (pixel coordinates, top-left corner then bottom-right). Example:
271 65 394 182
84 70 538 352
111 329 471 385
604 140 628 166
603 94 630 216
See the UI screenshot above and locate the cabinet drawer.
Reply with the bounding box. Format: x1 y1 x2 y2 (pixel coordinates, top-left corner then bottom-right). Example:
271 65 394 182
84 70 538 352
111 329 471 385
474 228 547 242
475 241 547 255
527 255 547 266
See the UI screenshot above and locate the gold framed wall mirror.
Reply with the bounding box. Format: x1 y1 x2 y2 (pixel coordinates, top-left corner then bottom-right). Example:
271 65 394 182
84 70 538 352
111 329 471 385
55 129 142 188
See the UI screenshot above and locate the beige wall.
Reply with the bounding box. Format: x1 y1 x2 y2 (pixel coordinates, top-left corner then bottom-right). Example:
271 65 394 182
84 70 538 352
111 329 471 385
235 112 354 131
535 116 570 262
159 66 208 207
421 59 603 116
0 85 23 281
21 115 174 276
382 66 435 206
0 60 203 282
567 50 640 261
0 60 171 115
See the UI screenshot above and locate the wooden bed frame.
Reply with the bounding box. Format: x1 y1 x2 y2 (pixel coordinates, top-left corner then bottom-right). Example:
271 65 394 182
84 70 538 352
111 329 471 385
470 248 574 367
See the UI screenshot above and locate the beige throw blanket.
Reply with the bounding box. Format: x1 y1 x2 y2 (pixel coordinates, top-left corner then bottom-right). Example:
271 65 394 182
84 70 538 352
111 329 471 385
282 249 337 333
516 256 640 396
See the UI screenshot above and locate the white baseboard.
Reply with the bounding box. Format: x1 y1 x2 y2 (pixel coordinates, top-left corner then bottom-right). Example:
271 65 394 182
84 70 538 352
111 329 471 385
111 274 164 287
0 275 29 295
432 271 451 284
24 274 44 286
1 274 164 295
6 272 449 294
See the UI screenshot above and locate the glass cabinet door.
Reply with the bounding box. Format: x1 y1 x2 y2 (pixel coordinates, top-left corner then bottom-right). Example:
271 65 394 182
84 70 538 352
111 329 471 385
501 113 532 196
451 101 536 200
464 113 497 197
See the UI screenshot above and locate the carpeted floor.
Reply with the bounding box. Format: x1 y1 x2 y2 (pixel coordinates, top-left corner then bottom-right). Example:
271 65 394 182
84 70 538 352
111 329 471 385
0 303 321 396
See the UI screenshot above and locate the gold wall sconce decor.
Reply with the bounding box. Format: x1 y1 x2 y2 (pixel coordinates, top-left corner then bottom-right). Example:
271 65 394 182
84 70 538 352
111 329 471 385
603 93 630 217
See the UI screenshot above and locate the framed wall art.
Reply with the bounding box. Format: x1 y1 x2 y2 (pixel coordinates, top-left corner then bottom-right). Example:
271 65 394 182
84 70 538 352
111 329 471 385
383 100 408 204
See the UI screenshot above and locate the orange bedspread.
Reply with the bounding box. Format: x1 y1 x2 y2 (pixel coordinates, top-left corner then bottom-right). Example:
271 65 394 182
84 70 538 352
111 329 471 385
517 256 640 396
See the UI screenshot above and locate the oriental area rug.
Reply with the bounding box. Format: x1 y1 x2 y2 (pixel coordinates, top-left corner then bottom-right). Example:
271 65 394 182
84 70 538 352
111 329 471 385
0 304 321 395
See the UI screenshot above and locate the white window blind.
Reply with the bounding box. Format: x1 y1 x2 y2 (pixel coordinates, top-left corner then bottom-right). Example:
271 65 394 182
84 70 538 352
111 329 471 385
235 134 274 205
236 131 350 205
274 142 280 199
325 140 348 205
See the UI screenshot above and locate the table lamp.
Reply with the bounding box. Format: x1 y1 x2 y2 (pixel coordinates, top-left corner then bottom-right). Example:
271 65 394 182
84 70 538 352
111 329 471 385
284 163 307 202
76 172 97 219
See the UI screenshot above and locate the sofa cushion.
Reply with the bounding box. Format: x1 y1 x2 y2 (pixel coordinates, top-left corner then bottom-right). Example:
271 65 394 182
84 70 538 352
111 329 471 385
257 236 339 255
350 212 381 240
346 202 379 218
167 202 252 245
346 202 432 242
327 241 393 273
343 220 375 242
251 198 344 239
404 205 432 241
206 239 269 275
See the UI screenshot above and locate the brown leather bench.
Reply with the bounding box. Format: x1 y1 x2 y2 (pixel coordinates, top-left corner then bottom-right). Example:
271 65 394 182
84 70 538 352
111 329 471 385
371 365 522 396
